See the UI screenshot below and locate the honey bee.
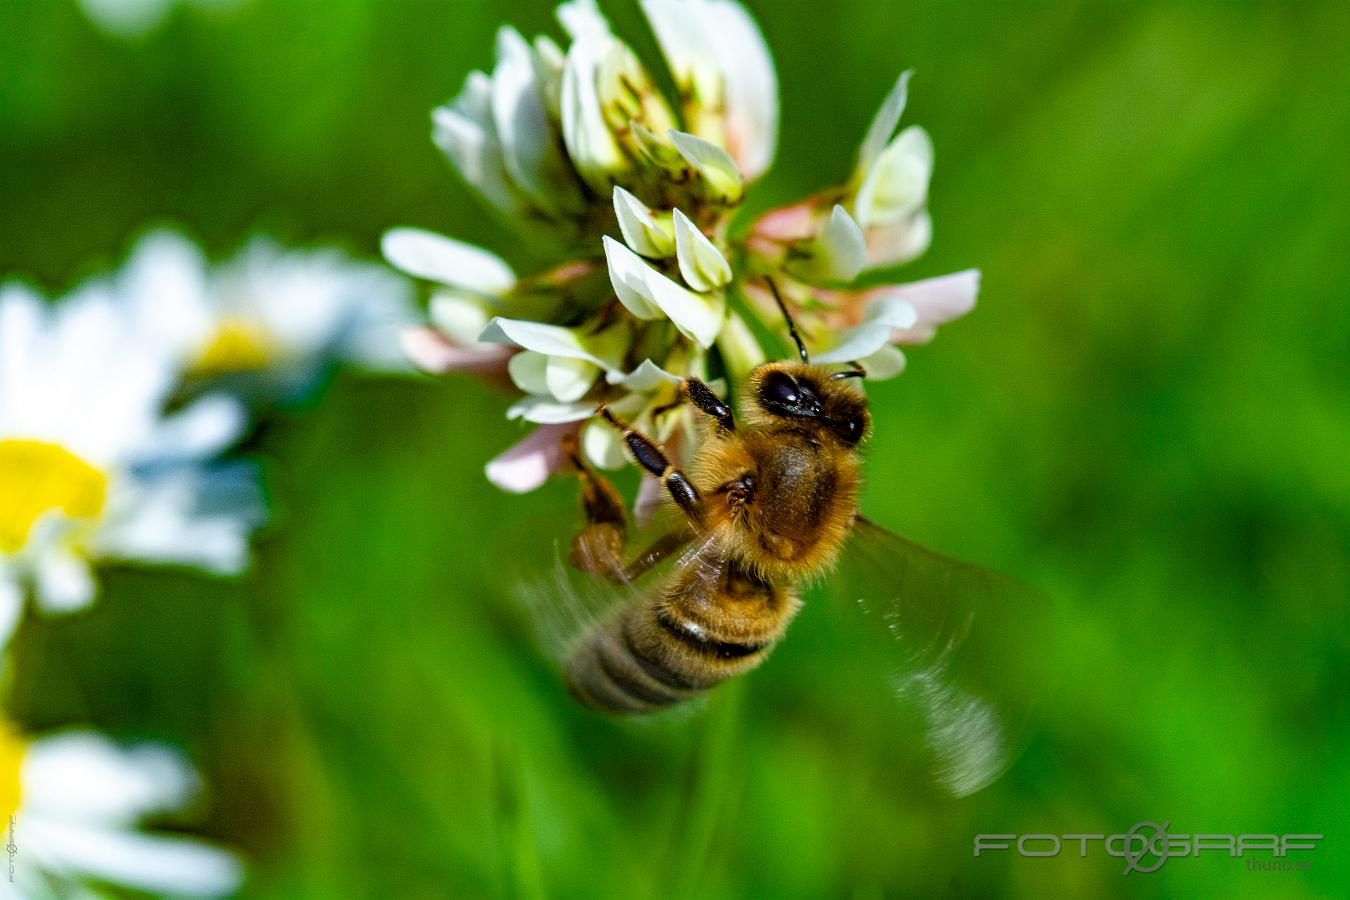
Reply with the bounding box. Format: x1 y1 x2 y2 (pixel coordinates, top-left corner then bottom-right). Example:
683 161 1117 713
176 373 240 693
554 283 1046 796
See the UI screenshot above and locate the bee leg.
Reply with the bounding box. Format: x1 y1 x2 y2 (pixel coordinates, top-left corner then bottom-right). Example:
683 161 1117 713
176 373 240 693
682 377 736 433
562 432 628 580
598 407 705 527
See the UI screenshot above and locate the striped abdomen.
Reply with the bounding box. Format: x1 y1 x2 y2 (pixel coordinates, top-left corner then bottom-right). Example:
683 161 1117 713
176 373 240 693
566 560 801 714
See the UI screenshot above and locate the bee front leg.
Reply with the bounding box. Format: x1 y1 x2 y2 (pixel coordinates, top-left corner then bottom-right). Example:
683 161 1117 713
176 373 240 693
682 377 736 433
562 432 628 580
598 407 705 528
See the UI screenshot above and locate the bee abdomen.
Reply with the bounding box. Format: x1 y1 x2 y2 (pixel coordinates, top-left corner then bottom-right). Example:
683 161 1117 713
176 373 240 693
566 585 792 715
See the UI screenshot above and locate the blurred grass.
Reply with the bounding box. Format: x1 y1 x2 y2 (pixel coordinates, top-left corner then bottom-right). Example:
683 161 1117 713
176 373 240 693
2 0 1349 897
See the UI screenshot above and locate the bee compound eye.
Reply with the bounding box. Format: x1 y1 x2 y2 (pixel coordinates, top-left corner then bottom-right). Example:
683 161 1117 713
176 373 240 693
759 371 801 407
833 416 864 445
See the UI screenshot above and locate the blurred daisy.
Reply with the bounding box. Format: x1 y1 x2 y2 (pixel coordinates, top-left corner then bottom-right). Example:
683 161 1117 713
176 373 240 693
388 0 979 496
1 720 242 898
121 230 418 403
0 281 262 647
76 0 250 40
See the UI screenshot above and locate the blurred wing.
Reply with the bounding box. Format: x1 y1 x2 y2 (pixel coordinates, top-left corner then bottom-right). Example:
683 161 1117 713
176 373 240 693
511 506 723 670
822 516 1051 797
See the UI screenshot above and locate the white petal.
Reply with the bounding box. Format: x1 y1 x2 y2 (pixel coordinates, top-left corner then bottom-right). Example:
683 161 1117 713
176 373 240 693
813 297 917 364
603 236 664 319
23 732 198 824
93 465 262 576
884 269 980 344
0 573 23 654
672 209 731 291
545 355 600 402
581 417 627 470
506 397 596 424
429 292 493 345
600 242 724 347
790 205 868 283
19 819 242 898
507 351 551 396
491 27 572 215
557 0 609 38
615 359 680 393
854 125 933 228
613 187 675 258
33 549 97 614
484 424 574 493
859 344 907 380
381 228 515 294
642 0 778 180
137 394 245 463
856 69 912 181
561 34 628 193
0 282 47 434
431 101 525 224
669 130 744 202
479 318 625 371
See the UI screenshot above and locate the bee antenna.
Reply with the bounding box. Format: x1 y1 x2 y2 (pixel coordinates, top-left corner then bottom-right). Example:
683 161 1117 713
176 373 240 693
830 362 867 381
765 277 810 365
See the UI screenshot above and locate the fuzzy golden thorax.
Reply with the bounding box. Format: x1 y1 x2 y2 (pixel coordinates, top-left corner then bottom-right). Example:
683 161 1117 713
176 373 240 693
687 362 871 581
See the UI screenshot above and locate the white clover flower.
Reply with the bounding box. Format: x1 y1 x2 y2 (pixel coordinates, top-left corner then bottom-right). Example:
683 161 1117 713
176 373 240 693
122 230 418 399
388 0 978 497
1 721 242 898
0 282 262 647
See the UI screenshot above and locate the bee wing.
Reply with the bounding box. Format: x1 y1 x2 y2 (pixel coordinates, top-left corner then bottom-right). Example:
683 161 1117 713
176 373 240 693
819 516 1051 797
512 507 724 670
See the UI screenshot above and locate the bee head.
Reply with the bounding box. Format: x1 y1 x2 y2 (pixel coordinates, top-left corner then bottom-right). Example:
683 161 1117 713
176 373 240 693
742 362 871 447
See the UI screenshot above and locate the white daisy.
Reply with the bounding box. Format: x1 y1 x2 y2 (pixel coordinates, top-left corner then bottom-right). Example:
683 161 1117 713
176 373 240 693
120 230 418 400
1 721 242 898
0 280 262 648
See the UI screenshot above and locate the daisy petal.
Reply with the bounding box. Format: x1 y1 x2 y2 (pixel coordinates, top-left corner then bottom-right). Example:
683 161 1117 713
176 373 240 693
33 549 97 614
22 732 198 824
20 820 242 898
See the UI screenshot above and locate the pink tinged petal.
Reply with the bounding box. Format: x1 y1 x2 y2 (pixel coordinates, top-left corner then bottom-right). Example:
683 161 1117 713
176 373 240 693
485 423 577 493
633 474 665 528
748 199 818 242
401 327 512 375
880 269 980 345
864 208 932 270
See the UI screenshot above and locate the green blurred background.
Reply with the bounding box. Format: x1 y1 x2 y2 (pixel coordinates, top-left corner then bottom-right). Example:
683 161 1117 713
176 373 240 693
2 0 1348 896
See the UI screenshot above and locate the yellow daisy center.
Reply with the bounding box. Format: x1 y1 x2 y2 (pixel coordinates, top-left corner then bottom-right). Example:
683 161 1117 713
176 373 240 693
193 317 275 375
0 439 108 555
0 721 24 820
